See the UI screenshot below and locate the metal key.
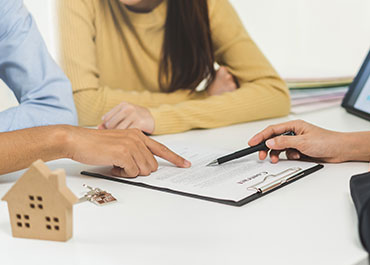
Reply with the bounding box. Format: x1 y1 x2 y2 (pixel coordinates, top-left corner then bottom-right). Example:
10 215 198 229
79 184 117 206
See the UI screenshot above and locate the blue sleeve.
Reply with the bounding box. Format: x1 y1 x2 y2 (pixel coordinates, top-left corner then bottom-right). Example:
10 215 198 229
0 0 77 132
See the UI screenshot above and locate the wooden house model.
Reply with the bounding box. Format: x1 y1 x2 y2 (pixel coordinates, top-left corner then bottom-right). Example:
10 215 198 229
2 160 78 242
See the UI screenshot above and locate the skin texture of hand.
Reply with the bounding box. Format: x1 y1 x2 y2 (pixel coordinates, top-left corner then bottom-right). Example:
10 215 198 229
248 120 370 163
0 126 191 177
66 127 190 177
207 66 238 96
99 102 155 134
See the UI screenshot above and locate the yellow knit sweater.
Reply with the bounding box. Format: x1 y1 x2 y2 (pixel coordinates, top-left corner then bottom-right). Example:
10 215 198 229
59 0 290 135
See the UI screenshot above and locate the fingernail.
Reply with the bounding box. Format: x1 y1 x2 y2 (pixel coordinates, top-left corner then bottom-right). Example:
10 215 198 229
184 160 191 168
266 139 275 148
101 115 106 121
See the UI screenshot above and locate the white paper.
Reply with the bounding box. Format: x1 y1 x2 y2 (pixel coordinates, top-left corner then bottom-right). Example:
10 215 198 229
94 145 319 202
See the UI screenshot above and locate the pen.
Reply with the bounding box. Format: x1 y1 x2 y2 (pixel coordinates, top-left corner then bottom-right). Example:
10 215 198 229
206 131 296 166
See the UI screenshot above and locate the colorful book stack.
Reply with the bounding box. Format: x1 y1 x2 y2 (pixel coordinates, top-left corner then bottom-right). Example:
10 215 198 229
285 77 353 114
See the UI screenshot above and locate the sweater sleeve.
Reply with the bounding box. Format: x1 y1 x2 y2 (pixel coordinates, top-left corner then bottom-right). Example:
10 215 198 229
58 0 203 126
149 0 290 135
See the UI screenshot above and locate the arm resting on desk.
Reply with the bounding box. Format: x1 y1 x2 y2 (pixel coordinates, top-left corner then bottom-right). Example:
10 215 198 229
0 126 190 176
0 126 68 175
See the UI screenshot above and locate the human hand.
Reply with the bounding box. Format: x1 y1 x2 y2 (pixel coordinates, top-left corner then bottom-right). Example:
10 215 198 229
99 102 155 134
65 127 191 178
248 120 349 163
207 66 238 96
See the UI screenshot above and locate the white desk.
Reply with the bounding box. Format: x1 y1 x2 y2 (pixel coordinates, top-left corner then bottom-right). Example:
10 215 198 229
0 106 369 265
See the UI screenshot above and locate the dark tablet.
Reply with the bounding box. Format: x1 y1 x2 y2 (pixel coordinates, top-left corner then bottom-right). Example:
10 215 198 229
342 50 370 121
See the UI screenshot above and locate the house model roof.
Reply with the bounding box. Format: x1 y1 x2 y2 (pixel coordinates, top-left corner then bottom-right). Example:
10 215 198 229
2 160 78 206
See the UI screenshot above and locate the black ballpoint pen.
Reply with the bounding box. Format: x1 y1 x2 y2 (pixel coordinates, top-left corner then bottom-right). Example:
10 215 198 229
206 131 296 166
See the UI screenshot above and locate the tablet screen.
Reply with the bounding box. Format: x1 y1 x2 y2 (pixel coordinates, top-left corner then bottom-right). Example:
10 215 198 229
342 50 370 121
354 75 370 114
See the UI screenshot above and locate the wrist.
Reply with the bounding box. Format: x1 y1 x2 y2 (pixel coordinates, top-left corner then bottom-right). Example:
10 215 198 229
340 132 370 162
49 125 76 160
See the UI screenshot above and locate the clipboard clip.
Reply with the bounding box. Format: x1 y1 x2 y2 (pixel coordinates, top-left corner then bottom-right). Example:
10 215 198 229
247 167 302 194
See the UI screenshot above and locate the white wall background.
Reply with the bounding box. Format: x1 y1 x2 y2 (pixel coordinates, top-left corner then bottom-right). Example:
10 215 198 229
230 0 370 79
1 0 370 110
24 0 58 59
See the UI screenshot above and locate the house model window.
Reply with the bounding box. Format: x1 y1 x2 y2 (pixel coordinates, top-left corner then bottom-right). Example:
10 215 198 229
2 160 78 242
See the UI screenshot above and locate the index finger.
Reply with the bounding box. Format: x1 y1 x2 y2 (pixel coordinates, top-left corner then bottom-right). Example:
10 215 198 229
248 120 301 146
145 138 191 168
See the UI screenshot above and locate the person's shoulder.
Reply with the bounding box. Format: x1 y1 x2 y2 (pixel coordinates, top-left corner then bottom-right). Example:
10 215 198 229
58 0 99 17
0 0 16 8
59 0 100 9
207 0 233 17
0 0 21 15
0 0 27 29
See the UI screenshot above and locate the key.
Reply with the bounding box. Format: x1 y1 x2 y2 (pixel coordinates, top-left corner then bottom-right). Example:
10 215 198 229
79 184 117 206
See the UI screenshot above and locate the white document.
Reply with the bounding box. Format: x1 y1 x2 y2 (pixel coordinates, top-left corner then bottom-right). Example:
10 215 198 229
93 145 320 203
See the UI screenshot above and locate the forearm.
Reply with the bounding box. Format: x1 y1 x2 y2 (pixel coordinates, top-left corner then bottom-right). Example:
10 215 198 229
0 126 71 175
341 132 370 162
150 79 290 135
74 87 207 126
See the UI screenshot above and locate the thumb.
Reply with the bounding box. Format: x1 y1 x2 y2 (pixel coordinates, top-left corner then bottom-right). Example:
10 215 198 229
266 135 303 151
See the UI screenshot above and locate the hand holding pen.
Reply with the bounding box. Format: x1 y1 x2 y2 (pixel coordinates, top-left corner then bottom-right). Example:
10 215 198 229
209 119 369 166
247 120 365 163
207 131 295 166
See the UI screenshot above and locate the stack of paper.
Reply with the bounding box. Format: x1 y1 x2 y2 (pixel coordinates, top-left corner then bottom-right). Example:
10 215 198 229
290 86 348 114
286 76 353 89
285 76 352 114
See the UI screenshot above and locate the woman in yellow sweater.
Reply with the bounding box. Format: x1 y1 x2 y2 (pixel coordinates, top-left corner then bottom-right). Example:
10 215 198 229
59 0 290 135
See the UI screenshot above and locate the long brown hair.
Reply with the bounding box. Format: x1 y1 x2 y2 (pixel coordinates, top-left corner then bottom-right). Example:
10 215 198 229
159 0 216 92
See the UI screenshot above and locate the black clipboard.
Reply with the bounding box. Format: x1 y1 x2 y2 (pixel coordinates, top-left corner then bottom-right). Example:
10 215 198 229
81 164 323 207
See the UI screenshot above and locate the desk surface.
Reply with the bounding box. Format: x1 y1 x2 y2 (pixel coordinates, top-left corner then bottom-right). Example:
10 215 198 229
0 106 369 265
